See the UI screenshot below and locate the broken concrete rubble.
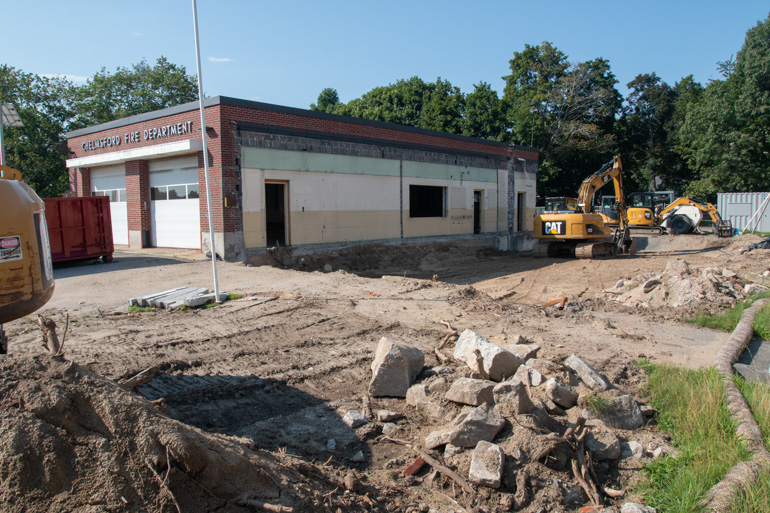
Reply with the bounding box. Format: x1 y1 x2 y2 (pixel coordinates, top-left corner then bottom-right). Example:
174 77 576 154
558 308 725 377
512 364 543 387
406 384 451 421
584 394 644 430
500 343 540 361
342 410 368 429
369 337 424 397
545 378 578 408
565 354 610 391
445 378 495 406
621 440 645 459
454 330 523 381
425 405 505 449
585 423 621 461
469 441 504 488
493 379 534 416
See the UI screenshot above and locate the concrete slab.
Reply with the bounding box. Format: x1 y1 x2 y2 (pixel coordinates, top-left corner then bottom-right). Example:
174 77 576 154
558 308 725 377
735 338 770 385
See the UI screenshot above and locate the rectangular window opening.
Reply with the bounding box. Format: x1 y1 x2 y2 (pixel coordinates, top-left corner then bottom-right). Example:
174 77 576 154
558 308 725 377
409 185 446 218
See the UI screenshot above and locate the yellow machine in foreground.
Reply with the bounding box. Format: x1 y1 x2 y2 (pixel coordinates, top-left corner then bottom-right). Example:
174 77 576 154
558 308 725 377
0 165 55 353
534 156 635 258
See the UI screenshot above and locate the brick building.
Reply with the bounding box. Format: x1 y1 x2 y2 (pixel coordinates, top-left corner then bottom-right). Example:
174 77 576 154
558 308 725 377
65 96 538 262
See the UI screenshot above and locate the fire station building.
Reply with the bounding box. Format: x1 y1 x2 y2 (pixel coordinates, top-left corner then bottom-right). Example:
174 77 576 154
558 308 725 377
65 97 538 262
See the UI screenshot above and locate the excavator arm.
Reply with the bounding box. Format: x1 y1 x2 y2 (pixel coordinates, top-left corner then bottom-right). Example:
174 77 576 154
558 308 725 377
576 156 630 232
658 197 733 237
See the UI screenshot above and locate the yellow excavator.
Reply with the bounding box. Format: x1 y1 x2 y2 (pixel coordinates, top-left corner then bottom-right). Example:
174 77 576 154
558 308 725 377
534 156 635 258
625 193 733 237
0 165 55 353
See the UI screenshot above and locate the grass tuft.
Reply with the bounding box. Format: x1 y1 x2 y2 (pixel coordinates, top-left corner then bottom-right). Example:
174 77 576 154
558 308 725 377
635 363 751 511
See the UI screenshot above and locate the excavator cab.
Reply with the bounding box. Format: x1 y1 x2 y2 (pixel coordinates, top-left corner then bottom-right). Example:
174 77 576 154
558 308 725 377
0 165 55 353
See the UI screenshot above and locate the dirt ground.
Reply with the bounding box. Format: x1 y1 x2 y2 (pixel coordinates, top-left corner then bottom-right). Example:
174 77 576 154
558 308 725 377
2 233 769 512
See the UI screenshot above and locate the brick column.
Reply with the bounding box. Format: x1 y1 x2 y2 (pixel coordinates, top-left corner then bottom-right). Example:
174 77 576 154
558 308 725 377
125 160 150 248
69 167 91 197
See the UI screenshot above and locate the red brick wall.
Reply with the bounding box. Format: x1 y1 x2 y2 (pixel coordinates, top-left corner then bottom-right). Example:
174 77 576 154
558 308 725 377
69 167 90 196
125 160 150 234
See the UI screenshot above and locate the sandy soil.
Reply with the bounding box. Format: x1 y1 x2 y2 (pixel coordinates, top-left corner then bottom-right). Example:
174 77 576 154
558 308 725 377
2 233 769 512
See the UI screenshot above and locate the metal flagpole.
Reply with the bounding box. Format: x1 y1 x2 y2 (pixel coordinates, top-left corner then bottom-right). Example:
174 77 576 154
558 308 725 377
191 0 221 301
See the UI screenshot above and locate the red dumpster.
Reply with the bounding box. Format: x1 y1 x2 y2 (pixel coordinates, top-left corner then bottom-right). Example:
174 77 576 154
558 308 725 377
44 196 114 263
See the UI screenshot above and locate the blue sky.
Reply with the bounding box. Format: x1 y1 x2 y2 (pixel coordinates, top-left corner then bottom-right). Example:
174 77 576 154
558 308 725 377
5 1 769 109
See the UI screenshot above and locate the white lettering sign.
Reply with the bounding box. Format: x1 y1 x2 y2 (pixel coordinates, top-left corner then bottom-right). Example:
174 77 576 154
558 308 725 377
82 121 194 152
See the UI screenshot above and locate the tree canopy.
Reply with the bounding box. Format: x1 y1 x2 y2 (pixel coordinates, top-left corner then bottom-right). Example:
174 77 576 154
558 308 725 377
0 57 198 197
312 14 770 203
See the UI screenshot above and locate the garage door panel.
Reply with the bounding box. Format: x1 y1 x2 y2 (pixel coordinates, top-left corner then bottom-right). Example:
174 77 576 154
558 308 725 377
90 165 128 246
151 199 201 249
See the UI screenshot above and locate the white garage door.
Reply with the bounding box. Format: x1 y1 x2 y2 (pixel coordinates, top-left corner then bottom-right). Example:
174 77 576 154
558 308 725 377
149 156 201 249
90 164 128 245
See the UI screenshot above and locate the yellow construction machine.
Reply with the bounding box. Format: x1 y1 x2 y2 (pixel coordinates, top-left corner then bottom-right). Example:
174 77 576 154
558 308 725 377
534 156 635 258
624 193 733 237
0 165 55 353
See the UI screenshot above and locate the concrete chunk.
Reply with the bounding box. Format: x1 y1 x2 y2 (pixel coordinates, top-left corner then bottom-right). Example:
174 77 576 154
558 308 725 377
425 406 505 449
469 441 504 488
454 330 523 382
406 384 451 421
564 355 609 391
493 380 534 416
588 394 644 430
501 343 540 361
545 378 578 408
369 338 425 397
342 410 368 429
585 427 621 461
445 378 495 406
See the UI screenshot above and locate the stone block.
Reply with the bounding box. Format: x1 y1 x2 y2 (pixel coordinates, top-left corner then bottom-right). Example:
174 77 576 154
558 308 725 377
445 378 495 406
545 378 578 408
425 406 505 449
501 343 540 361
493 380 534 416
342 410 368 429
564 355 609 391
469 441 504 488
587 394 644 431
454 330 523 382
585 428 621 461
406 384 451 421
369 337 425 397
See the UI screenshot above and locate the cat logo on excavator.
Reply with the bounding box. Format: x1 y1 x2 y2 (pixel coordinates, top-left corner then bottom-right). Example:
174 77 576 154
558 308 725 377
543 221 565 235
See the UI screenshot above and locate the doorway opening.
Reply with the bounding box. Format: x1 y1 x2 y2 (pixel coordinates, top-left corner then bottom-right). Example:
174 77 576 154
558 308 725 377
473 190 482 234
517 192 526 232
265 182 287 247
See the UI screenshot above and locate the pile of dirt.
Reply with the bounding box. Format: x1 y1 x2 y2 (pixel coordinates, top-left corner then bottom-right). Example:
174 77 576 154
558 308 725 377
597 257 766 310
0 355 376 513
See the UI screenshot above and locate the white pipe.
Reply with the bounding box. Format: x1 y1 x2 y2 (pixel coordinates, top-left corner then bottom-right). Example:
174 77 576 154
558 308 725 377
191 0 221 301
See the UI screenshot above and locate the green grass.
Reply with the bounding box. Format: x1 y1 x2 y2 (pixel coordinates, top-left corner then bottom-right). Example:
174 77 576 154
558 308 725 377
690 292 770 337
635 362 752 512
128 305 154 313
636 361 770 512
584 394 612 415
734 377 770 451
730 469 770 512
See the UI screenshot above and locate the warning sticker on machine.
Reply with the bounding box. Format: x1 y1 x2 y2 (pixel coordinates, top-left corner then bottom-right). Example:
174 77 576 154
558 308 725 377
0 236 23 263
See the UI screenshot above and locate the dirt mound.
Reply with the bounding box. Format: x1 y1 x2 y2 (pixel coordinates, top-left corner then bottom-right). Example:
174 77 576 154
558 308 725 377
0 355 369 513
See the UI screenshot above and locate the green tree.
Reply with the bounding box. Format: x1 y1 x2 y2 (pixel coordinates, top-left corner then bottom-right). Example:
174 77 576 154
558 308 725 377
617 73 676 191
679 14 770 200
310 88 340 113
462 81 507 140
503 43 622 199
0 65 73 197
70 57 198 129
328 76 465 132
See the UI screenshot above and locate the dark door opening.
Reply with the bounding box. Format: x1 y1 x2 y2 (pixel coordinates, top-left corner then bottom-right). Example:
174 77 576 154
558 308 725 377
473 190 482 234
265 182 287 247
517 192 526 232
